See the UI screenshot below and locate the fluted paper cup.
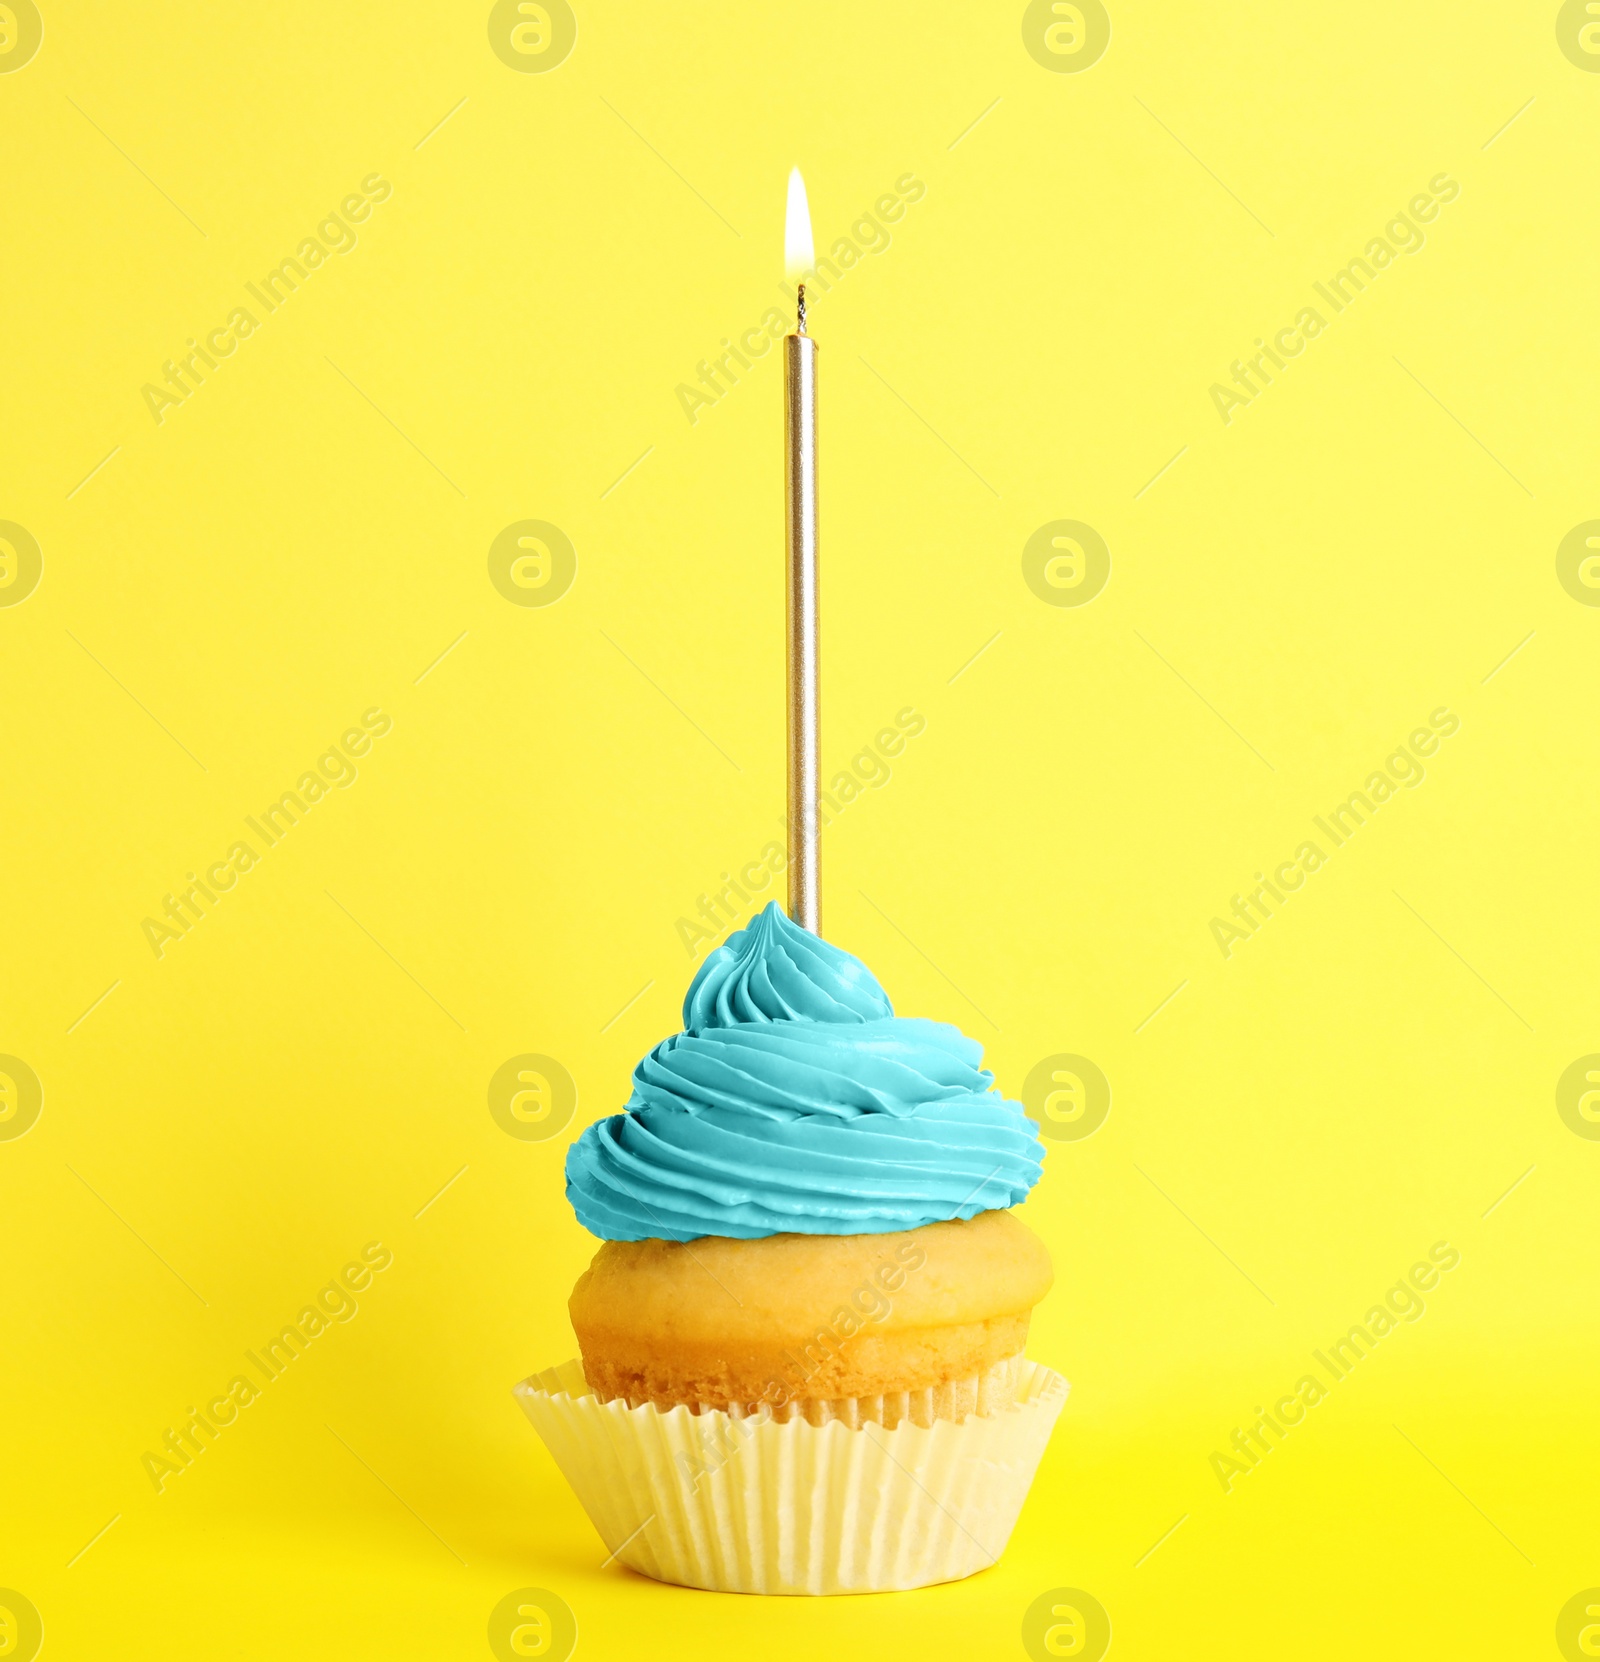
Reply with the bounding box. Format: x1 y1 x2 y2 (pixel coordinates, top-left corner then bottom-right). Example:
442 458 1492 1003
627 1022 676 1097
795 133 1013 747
514 1357 1068 1595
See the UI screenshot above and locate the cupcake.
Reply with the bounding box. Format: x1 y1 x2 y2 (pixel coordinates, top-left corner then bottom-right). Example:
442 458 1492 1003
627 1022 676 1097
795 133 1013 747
516 901 1067 1594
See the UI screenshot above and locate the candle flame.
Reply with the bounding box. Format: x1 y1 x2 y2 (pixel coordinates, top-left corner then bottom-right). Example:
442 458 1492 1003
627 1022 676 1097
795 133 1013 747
784 167 814 282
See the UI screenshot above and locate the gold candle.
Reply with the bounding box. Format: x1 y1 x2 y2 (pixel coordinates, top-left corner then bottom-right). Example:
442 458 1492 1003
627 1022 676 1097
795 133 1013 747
784 167 821 933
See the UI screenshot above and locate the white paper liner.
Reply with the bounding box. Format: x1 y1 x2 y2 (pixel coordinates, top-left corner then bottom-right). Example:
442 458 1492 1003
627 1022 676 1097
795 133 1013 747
514 1356 1069 1595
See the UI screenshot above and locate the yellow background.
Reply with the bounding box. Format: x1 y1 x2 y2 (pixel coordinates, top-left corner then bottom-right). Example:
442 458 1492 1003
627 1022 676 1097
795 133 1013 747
4 2 1598 1657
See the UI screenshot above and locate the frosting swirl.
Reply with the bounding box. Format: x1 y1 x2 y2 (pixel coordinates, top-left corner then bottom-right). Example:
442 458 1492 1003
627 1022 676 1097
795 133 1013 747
565 902 1043 1241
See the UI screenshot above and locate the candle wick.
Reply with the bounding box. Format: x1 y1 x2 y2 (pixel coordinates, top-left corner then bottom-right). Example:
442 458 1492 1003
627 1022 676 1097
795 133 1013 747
796 282 807 336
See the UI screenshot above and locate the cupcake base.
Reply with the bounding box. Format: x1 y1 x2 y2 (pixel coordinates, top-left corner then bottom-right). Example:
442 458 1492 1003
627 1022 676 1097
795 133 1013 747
568 1212 1053 1416
514 1356 1068 1595
595 1353 1026 1430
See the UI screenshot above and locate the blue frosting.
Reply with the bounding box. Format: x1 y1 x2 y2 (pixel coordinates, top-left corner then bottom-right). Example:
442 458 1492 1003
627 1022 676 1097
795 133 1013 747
565 901 1044 1241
